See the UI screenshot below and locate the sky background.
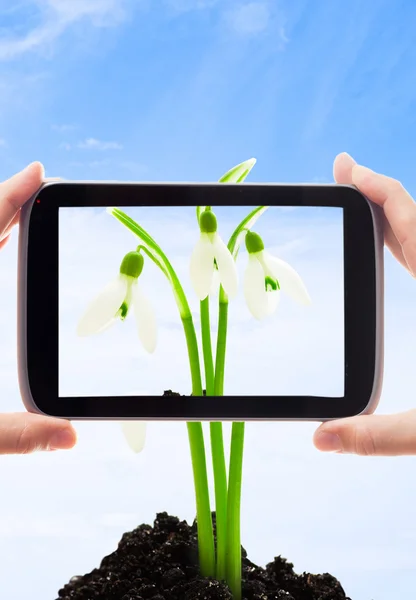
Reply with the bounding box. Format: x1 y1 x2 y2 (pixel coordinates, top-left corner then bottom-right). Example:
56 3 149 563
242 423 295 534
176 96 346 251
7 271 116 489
59 204 344 398
1 1 416 599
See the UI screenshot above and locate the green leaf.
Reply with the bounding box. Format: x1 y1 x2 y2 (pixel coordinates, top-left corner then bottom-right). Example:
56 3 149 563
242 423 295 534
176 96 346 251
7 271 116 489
196 158 256 224
218 158 256 183
107 207 192 320
107 207 171 279
227 205 269 259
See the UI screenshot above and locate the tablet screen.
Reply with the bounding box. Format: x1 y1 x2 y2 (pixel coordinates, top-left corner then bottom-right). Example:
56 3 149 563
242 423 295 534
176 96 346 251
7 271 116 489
58 205 345 399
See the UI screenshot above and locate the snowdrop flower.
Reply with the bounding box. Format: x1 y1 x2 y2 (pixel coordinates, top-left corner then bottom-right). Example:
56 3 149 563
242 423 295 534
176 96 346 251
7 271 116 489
190 209 238 300
243 231 311 320
121 420 147 453
77 250 157 353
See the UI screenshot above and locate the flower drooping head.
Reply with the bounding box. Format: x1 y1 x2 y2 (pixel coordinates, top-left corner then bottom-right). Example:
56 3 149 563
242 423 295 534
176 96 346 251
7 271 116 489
190 208 238 301
244 231 311 320
77 249 157 353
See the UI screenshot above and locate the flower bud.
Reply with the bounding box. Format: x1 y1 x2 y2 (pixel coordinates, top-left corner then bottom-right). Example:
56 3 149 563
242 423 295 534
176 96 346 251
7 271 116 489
199 209 218 233
119 251 144 278
245 231 264 254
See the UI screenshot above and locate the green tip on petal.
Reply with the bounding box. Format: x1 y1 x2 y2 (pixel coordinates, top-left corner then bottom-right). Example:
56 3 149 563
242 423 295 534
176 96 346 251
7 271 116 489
199 209 218 233
106 207 115 215
219 158 257 183
245 231 264 254
119 251 144 278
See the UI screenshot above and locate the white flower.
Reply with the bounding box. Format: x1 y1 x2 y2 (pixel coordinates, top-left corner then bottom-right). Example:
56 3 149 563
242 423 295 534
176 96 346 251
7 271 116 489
77 251 157 353
190 209 238 300
121 420 147 453
243 231 311 320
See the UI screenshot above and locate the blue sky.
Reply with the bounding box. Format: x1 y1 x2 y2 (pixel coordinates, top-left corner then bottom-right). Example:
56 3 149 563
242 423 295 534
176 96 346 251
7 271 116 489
0 0 416 188
1 1 416 599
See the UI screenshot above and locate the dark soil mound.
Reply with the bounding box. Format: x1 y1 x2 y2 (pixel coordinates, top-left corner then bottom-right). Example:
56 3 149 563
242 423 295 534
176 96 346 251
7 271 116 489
56 512 351 600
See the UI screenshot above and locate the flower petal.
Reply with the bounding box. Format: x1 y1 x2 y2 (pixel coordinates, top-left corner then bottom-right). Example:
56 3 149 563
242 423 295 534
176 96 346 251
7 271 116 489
77 276 128 337
266 289 280 316
212 233 238 299
132 282 157 353
244 255 270 320
264 253 311 305
189 233 215 300
121 421 147 453
209 268 220 296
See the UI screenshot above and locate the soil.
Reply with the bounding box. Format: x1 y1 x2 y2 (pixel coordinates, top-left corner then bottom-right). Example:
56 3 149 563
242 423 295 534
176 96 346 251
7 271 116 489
57 390 351 599
56 512 351 600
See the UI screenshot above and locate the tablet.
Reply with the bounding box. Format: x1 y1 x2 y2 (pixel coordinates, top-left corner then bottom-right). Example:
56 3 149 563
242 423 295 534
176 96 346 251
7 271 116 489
17 181 384 420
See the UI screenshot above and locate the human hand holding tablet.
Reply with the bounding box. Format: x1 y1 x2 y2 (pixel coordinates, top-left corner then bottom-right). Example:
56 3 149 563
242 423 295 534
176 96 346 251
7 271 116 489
314 152 416 456
0 162 76 454
3 153 416 455
17 158 384 422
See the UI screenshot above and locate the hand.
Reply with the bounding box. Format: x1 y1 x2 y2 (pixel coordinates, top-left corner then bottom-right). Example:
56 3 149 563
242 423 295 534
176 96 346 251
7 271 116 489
0 163 77 454
313 152 416 456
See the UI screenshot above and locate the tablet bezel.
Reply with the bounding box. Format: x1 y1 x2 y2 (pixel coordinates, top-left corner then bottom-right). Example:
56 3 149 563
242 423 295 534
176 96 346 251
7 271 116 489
18 182 384 420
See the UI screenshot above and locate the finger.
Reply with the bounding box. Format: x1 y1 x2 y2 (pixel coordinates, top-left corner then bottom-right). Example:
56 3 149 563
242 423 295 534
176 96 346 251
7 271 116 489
333 153 407 269
0 413 77 455
333 151 356 184
0 234 11 250
314 410 416 456
351 165 416 275
0 162 44 238
0 212 19 242
0 177 61 244
383 219 411 270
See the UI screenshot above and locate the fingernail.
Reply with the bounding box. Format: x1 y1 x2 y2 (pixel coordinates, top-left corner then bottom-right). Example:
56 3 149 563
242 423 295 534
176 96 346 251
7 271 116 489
24 161 45 179
341 152 357 164
49 429 76 450
315 431 342 452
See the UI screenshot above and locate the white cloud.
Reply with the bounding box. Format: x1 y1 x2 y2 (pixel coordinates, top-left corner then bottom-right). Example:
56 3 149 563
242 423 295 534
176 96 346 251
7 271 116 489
52 123 77 133
0 0 130 61
77 137 123 150
166 0 220 11
60 138 124 151
226 2 271 36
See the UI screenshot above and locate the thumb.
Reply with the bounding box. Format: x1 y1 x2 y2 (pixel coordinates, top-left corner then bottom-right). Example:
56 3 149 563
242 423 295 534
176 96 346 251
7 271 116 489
313 410 416 456
0 413 77 455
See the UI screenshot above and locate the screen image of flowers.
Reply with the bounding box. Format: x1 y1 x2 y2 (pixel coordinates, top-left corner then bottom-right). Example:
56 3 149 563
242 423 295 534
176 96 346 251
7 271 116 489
59 185 344 402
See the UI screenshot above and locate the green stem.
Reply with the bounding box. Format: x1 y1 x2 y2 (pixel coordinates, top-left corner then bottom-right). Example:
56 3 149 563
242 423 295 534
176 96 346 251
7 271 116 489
210 422 228 581
182 316 204 398
226 422 245 600
200 298 214 396
109 208 215 579
214 290 229 396
177 316 216 580
200 297 228 580
181 318 215 579
187 422 216 578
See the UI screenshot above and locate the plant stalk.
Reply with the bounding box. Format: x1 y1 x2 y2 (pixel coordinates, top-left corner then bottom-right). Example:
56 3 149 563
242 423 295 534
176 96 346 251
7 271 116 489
214 290 228 396
200 298 214 396
187 422 216 578
110 209 215 579
200 296 228 581
181 315 216 579
226 422 245 600
210 422 228 581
